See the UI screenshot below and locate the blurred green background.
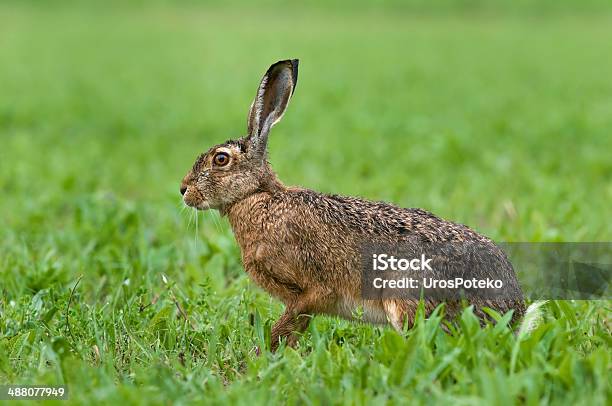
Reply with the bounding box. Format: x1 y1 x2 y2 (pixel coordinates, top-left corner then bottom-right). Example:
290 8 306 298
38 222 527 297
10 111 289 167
0 1 610 404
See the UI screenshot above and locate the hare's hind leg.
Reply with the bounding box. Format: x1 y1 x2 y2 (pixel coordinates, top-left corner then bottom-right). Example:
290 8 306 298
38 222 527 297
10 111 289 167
382 299 418 332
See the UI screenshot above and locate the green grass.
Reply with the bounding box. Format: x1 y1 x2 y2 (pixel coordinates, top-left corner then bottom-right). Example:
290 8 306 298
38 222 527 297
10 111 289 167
0 3 611 405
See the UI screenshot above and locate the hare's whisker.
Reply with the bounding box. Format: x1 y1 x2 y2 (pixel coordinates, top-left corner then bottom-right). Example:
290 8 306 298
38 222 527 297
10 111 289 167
194 208 200 249
187 206 195 230
209 210 224 235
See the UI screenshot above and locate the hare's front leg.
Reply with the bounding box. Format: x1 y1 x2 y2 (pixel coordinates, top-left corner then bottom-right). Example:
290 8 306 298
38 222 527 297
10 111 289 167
269 290 331 352
270 310 311 352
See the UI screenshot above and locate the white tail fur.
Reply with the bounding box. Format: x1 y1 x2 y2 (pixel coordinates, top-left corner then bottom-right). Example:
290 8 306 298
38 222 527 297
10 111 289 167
517 300 548 338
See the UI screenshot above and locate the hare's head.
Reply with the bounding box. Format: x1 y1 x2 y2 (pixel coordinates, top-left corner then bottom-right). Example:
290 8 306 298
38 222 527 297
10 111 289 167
180 59 298 211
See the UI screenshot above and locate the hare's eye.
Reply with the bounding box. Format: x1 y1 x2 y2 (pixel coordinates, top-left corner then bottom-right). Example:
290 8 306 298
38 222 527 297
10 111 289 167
213 152 230 167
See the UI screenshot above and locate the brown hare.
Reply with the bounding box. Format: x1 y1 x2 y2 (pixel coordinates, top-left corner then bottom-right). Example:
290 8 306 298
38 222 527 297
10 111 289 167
180 59 525 351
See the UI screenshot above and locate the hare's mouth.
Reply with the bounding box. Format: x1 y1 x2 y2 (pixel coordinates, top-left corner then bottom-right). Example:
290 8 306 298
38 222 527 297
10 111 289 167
194 202 211 211
182 190 211 211
183 199 210 211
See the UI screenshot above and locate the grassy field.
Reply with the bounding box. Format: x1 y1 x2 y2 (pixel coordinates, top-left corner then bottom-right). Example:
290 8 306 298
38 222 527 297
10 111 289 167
0 3 611 404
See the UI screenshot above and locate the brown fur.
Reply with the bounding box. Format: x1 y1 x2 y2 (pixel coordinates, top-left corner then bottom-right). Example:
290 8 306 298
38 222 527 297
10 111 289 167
180 60 525 351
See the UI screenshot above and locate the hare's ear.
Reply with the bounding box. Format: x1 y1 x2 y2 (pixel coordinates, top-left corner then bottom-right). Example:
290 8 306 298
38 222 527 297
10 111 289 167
246 59 298 159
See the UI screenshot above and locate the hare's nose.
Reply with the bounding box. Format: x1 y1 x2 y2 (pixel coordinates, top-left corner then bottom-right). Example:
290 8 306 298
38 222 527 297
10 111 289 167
180 186 187 195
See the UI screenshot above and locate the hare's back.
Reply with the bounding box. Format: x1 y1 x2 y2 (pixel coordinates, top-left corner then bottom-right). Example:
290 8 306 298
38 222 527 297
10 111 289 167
286 189 489 244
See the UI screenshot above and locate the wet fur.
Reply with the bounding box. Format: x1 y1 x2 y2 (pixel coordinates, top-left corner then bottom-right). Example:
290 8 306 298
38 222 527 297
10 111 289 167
181 60 525 351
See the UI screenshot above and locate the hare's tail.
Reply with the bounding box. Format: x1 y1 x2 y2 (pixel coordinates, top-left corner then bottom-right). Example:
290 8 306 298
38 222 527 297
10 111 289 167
517 300 548 337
